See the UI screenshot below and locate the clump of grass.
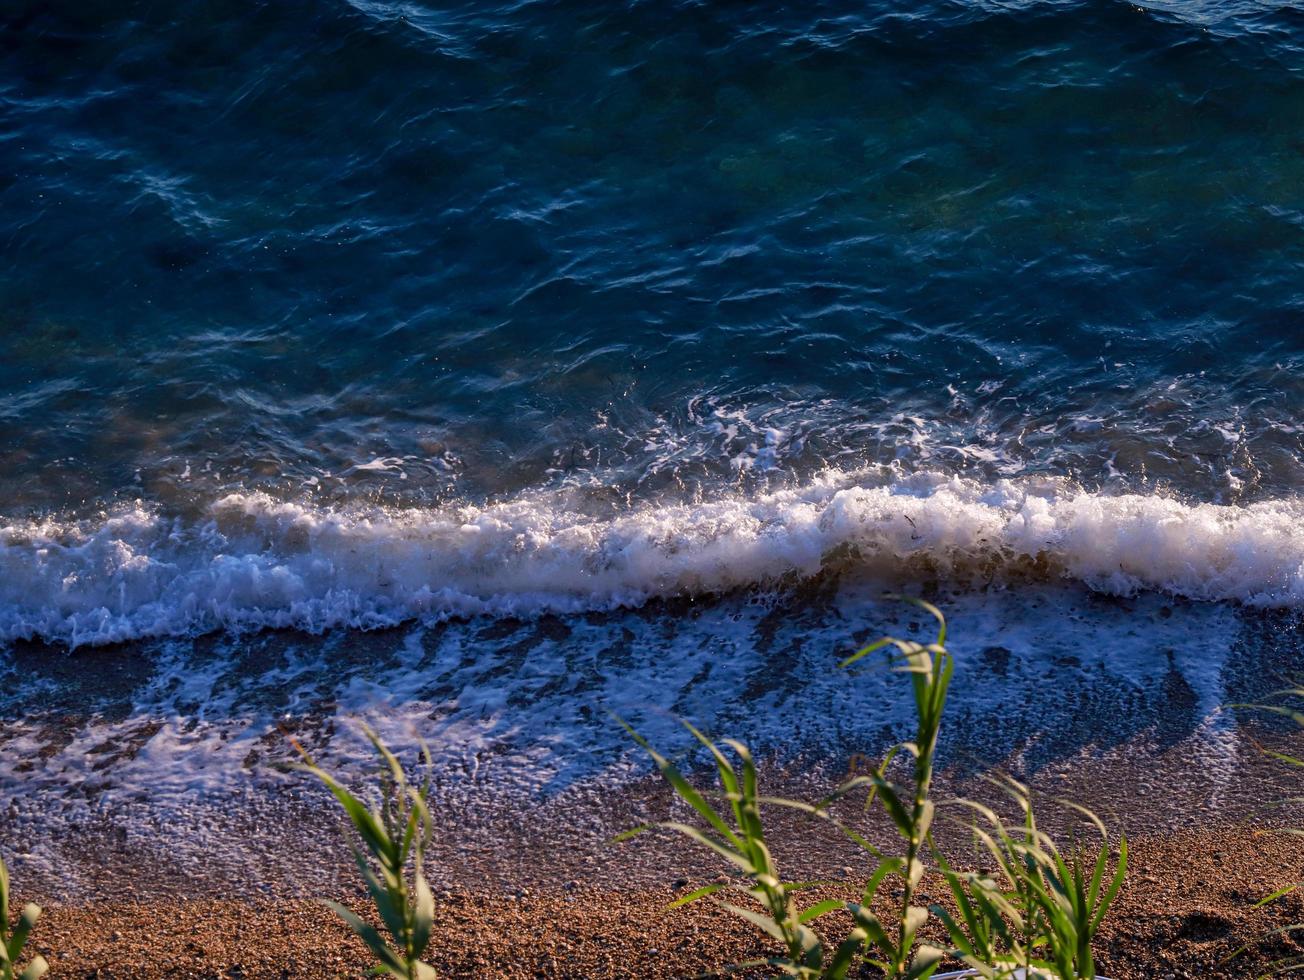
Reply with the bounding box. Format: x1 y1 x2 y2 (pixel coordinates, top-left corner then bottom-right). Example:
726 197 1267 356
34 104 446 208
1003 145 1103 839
0 851 47 980
836 598 952 978
619 597 953 978
938 777 1126 979
296 725 438 980
620 598 1126 979
1225 685 1304 975
615 718 868 978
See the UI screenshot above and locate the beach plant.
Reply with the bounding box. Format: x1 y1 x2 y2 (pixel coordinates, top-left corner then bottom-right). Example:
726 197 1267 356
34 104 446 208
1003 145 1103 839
834 598 952 978
616 718 868 977
618 597 954 979
937 777 1127 979
0 851 46 980
1224 685 1304 976
296 725 438 980
619 599 1127 979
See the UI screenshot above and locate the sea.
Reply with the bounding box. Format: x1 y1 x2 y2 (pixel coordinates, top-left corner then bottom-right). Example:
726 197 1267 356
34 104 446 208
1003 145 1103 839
2 0 1303 896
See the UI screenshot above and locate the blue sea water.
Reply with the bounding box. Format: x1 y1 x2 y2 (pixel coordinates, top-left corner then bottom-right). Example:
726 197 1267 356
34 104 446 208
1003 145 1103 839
2 0 1304 643
4 0 1303 508
2 1 1304 891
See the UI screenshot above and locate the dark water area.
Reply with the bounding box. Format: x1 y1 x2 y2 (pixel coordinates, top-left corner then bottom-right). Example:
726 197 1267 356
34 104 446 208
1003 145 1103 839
3 0 1303 509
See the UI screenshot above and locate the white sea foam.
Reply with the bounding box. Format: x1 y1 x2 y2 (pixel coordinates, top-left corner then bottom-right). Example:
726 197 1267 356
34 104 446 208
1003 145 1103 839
1 470 1302 647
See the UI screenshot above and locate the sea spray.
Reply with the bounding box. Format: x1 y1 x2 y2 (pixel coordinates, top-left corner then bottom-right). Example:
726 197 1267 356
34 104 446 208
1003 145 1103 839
1 470 1301 647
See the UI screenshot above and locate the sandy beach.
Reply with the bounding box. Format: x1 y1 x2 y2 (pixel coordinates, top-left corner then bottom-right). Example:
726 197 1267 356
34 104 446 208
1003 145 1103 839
19 825 1304 978
8 709 1304 979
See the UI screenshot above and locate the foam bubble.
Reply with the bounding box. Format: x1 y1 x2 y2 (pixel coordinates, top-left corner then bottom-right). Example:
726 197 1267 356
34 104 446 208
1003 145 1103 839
1 471 1302 647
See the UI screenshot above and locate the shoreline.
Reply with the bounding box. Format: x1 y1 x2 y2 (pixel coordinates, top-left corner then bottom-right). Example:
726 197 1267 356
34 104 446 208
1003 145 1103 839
9 728 1304 977
5 600 1302 976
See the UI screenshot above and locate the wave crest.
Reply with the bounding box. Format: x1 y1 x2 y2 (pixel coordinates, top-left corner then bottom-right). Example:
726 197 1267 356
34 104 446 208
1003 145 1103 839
2 472 1301 647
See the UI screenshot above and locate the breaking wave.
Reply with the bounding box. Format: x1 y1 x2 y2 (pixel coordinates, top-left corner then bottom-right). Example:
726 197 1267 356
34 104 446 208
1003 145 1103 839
2 470 1302 647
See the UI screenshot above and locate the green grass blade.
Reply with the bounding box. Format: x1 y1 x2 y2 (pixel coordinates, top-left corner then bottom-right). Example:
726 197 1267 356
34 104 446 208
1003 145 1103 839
797 899 846 925
682 721 743 803
320 900 409 975
863 856 904 904
848 903 898 963
840 637 893 668
1254 884 1300 909
6 903 39 965
615 715 741 848
359 723 407 792
717 902 788 943
1090 836 1127 934
668 884 724 909
351 850 406 945
0 855 9 935
412 870 435 959
906 944 945 979
660 822 753 874
825 929 869 980
301 764 395 869
611 824 652 843
866 773 914 839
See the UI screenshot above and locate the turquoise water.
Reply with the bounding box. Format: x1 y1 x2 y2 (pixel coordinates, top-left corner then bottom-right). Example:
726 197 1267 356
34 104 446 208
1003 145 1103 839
1 1 1303 641
5 0 1303 515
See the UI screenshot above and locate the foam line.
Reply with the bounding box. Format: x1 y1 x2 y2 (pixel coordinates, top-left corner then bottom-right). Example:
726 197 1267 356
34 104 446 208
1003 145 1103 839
1 471 1300 646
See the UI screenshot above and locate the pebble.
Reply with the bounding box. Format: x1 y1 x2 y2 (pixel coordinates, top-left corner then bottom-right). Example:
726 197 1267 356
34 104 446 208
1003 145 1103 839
19 825 1302 977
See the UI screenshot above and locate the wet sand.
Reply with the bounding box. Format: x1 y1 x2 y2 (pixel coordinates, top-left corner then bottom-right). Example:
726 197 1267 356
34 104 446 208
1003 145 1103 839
5 603 1304 976
11 729 1304 979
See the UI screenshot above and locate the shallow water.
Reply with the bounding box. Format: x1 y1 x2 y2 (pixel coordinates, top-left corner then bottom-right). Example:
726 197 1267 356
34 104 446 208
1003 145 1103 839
3 0 1304 892
0 582 1289 897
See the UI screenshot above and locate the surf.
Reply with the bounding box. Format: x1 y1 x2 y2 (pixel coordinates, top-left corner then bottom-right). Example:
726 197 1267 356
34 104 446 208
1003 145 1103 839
1 469 1302 648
